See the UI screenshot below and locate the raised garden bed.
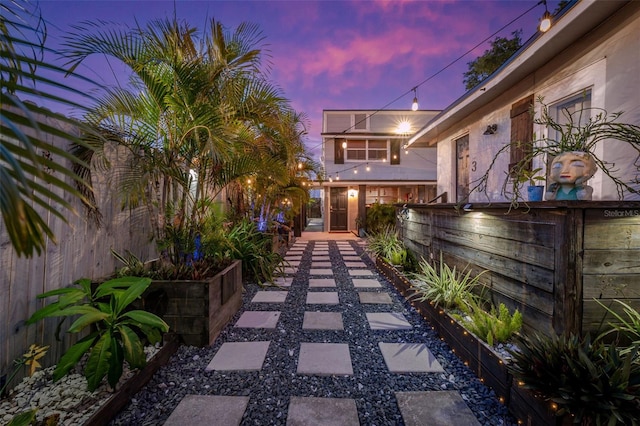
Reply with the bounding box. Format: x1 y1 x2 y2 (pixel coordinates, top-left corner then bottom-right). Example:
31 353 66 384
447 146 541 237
83 335 181 425
375 257 556 426
133 260 243 346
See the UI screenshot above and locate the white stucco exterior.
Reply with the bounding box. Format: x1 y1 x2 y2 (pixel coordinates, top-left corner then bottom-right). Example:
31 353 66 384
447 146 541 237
409 0 640 203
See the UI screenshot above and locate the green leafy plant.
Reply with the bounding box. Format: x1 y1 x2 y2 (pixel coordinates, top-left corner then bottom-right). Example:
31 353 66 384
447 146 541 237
459 302 522 346
365 202 397 235
26 277 169 391
509 333 640 425
596 299 640 355
410 253 485 310
227 219 284 286
515 167 546 187
365 225 405 263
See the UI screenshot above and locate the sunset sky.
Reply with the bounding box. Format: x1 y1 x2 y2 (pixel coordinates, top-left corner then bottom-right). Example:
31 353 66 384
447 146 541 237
37 0 560 157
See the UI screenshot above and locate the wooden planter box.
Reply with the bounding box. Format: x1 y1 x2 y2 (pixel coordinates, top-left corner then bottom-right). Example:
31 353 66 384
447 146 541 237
133 260 243 347
376 258 556 426
84 335 181 426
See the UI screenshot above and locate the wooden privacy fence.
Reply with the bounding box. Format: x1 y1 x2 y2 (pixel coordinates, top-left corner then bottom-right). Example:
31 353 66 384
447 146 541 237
0 116 156 390
398 201 640 337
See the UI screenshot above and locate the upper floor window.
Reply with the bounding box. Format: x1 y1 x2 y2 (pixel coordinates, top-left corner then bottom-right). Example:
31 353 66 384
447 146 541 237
352 113 369 131
345 139 388 162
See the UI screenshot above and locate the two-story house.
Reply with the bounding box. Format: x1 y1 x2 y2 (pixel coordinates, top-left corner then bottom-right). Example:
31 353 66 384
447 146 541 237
322 109 439 233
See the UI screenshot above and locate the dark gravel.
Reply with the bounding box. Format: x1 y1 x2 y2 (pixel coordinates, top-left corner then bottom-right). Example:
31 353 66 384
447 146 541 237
110 240 517 426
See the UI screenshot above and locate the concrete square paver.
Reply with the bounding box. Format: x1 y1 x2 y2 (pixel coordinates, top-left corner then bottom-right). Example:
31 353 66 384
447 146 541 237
284 267 298 275
206 341 270 371
311 255 330 261
284 256 302 262
358 292 392 304
311 262 332 268
273 277 293 287
287 251 305 256
283 260 300 266
252 291 288 303
352 279 382 288
349 270 374 276
342 255 362 261
287 397 359 426
235 311 280 328
367 312 412 330
302 312 344 330
308 278 336 288
164 395 249 426
306 292 339 304
340 251 357 255
395 391 479 426
309 268 333 275
313 250 329 255
344 262 366 268
379 343 444 373
297 343 353 375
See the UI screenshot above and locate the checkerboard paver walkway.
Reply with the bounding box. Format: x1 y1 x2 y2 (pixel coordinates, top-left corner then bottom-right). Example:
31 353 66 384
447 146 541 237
163 236 491 425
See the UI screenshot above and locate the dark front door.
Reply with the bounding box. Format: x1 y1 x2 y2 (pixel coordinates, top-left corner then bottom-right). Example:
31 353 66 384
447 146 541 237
330 187 348 231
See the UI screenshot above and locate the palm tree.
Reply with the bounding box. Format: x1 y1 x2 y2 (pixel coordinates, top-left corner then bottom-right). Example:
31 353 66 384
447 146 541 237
62 17 307 265
1 0 99 257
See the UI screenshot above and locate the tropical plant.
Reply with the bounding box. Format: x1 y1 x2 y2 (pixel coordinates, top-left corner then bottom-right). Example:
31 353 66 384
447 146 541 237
365 225 405 261
515 167 545 187
1 0 101 257
596 299 640 355
365 202 397 235
62 17 311 270
468 96 640 208
458 302 522 346
410 252 485 310
509 333 640 425
26 277 169 392
226 219 285 285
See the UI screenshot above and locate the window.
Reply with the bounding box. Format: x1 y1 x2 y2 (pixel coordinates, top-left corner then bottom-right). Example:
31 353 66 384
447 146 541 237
345 139 388 162
550 90 592 142
352 113 369 131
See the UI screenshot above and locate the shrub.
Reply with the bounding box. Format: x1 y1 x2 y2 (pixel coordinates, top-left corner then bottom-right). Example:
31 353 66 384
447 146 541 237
509 333 640 425
365 202 396 234
27 277 169 391
227 219 284 285
596 299 640 355
365 225 405 264
410 252 484 310
459 302 522 346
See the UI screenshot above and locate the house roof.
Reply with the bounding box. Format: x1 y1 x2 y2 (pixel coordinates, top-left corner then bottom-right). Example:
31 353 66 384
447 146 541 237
406 0 628 147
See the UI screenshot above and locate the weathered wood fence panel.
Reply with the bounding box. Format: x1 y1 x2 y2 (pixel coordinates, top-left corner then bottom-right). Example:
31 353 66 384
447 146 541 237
0 115 156 391
399 202 640 337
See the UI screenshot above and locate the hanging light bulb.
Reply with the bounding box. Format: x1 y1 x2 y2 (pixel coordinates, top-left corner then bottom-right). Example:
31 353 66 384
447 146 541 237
329 175 333 182
365 163 370 172
353 168 358 174
539 0 552 32
298 161 303 169
342 141 347 149
411 87 419 111
336 173 340 181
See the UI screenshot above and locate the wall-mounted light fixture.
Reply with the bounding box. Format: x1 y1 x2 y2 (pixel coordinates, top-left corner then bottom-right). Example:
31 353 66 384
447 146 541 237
342 141 348 149
348 189 358 198
411 87 419 111
483 124 498 135
539 0 552 32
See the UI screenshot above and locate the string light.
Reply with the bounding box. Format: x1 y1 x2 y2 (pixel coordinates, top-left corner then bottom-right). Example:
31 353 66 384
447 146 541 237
411 87 419 111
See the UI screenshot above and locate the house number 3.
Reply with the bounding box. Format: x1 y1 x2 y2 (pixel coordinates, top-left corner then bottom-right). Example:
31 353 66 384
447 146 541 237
471 161 477 172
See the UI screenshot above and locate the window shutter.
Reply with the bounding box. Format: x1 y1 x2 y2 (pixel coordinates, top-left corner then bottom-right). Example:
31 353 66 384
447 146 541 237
390 139 401 165
334 138 344 164
510 95 534 172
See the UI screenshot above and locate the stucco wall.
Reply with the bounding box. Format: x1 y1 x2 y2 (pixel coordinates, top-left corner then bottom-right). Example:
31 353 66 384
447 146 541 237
436 2 640 202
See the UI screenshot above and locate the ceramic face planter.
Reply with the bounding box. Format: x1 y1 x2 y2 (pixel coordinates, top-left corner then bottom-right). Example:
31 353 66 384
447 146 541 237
546 151 597 200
